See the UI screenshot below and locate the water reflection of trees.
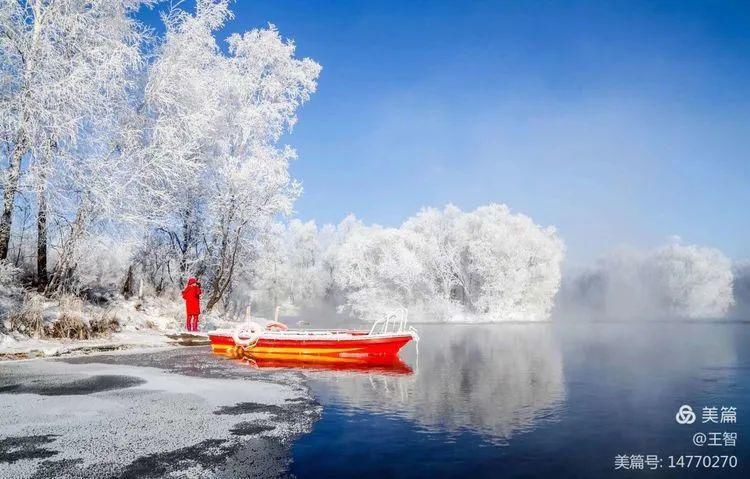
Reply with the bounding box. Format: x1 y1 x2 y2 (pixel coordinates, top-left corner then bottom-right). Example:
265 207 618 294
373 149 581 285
314 324 565 443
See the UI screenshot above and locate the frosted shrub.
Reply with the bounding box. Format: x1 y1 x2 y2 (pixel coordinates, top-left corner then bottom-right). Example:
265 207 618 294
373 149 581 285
0 260 21 288
49 315 90 340
50 295 89 339
7 295 46 338
90 310 121 337
57 295 85 319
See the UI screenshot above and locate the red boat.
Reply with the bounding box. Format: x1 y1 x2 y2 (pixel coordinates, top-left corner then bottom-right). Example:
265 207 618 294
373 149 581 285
208 308 418 359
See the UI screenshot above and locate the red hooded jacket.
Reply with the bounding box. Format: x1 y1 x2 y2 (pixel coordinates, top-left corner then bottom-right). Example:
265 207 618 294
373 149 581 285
181 278 201 315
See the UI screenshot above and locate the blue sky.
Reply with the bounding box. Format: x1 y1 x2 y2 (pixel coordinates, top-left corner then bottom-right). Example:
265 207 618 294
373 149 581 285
139 1 750 265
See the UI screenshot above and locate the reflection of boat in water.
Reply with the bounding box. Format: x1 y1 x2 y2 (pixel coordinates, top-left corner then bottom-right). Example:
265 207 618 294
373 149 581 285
215 348 413 375
318 324 565 444
208 308 418 359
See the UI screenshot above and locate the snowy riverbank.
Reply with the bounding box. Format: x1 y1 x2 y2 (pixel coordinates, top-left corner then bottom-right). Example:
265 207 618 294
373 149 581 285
0 347 320 478
0 293 233 360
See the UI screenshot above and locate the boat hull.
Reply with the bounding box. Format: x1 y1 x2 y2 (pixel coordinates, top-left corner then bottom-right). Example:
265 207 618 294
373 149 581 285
208 330 413 357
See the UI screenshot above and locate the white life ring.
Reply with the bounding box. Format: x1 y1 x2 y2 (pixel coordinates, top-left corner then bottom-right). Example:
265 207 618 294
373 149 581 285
265 321 288 332
233 321 262 347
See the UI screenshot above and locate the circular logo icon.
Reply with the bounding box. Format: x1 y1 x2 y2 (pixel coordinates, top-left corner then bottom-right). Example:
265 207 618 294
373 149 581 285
676 404 696 425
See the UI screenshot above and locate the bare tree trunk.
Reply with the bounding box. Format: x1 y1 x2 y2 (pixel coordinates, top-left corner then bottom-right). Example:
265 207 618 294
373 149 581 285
159 206 196 287
0 137 27 260
121 264 134 298
205 225 243 312
36 175 48 291
36 143 56 290
178 210 191 284
13 202 32 267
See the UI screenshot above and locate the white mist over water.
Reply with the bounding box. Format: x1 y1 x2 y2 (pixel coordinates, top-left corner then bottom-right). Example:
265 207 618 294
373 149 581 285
557 240 736 320
731 261 750 319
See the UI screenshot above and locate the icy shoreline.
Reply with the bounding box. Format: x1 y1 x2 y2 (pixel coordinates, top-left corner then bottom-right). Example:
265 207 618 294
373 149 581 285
0 330 175 361
0 347 321 478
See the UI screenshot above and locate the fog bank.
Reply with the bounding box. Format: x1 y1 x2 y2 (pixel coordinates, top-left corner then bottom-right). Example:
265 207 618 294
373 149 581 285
556 241 735 320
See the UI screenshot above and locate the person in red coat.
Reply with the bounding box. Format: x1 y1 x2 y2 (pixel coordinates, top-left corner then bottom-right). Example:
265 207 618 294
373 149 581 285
181 277 201 332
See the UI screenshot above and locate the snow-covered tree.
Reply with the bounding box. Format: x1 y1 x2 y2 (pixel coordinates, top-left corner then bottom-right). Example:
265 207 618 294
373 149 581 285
0 0 320 305
333 225 428 320
319 214 363 301
453 205 565 320
139 0 320 311
283 219 326 306
0 0 153 286
332 204 565 322
251 219 328 314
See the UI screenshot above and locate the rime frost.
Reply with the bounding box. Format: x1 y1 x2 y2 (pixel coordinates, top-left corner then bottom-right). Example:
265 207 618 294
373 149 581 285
247 205 565 322
1 0 320 313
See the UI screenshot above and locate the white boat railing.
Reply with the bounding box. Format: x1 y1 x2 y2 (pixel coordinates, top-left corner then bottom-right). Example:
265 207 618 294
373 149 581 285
368 308 419 340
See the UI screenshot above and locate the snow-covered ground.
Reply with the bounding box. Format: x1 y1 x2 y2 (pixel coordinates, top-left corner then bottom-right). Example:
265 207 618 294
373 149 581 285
0 329 172 359
0 347 320 478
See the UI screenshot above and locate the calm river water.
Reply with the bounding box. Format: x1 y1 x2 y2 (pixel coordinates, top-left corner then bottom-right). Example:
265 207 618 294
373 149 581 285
290 322 750 478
